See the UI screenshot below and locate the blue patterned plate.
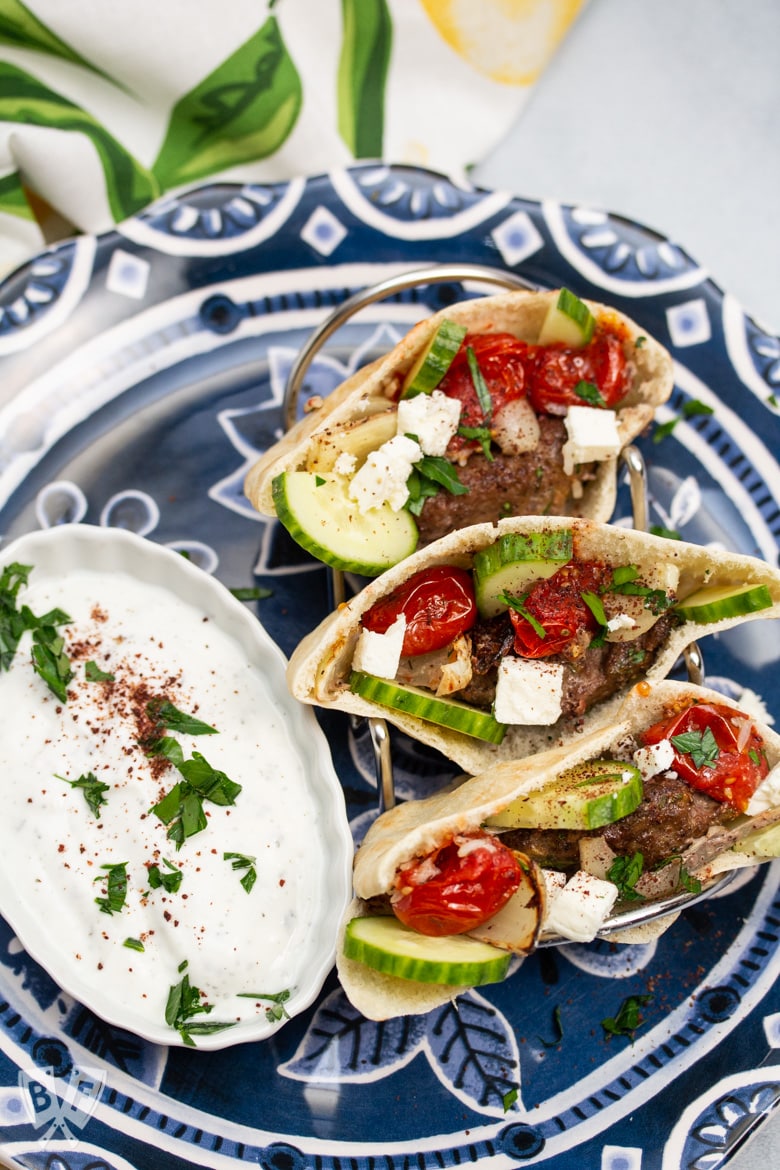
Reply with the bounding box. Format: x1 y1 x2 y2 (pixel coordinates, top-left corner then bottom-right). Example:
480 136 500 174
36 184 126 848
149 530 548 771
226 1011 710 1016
0 164 778 1170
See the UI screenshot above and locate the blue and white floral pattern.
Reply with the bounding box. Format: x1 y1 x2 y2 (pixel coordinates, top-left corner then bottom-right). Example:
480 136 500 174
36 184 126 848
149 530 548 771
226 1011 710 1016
0 165 778 1170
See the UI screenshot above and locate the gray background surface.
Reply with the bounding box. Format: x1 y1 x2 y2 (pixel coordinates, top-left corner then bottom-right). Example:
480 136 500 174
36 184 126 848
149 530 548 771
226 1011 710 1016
474 1 780 1164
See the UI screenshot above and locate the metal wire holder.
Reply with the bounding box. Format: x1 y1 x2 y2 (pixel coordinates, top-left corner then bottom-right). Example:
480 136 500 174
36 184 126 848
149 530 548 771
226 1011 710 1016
281 268 715 936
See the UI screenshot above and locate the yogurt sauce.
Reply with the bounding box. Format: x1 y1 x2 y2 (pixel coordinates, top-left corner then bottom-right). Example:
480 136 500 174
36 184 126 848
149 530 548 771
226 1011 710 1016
1 557 338 1043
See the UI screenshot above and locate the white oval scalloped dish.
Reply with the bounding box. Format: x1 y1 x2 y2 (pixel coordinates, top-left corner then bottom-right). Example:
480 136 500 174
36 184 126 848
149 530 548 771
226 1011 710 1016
0 523 352 1049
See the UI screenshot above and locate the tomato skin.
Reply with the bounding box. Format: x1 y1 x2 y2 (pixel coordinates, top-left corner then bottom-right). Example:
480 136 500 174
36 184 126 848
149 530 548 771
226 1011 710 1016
641 702 770 812
526 332 629 416
438 333 529 452
436 327 631 456
392 832 524 936
362 565 477 657
509 561 611 658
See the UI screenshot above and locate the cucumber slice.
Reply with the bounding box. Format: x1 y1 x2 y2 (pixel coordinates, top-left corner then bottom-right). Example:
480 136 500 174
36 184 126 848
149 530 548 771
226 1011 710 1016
272 472 418 576
486 759 643 830
343 916 510 986
472 531 573 618
733 822 780 859
350 670 506 743
401 319 468 398
537 288 595 348
674 583 773 623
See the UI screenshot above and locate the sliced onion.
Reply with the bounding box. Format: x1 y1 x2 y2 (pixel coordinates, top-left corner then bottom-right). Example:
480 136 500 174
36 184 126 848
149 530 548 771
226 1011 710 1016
491 398 541 455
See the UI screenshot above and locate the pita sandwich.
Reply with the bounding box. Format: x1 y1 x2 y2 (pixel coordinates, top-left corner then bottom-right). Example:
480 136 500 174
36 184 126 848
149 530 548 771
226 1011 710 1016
287 515 780 774
338 679 780 1019
245 289 673 574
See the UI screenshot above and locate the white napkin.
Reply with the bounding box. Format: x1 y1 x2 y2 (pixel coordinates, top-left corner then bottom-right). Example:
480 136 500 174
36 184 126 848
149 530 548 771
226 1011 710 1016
0 0 586 273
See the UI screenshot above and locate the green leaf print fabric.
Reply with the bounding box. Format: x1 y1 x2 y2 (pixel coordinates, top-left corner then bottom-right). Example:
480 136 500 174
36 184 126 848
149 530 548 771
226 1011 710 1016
0 0 585 273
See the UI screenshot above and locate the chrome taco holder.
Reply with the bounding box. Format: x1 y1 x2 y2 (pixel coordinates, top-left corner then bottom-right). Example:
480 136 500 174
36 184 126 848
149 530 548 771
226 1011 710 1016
281 267 725 937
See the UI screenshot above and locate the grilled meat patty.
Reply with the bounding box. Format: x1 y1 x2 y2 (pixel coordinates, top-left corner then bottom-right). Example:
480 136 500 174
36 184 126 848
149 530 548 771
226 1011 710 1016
502 772 737 872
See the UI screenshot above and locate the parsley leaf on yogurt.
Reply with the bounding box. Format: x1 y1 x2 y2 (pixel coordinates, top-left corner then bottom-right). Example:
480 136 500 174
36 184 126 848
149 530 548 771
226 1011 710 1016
165 960 235 1047
224 852 257 894
93 862 128 915
57 771 110 818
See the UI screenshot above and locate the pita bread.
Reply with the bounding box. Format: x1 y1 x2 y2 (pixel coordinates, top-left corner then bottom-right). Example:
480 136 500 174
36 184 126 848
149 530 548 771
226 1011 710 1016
338 679 780 1018
287 516 780 774
245 289 673 536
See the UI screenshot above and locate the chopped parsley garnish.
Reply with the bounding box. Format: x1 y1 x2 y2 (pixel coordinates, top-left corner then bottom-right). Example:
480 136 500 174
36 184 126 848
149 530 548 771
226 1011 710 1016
148 857 183 894
538 1004 564 1048
31 624 73 702
457 424 494 461
635 336 646 349
652 400 713 445
124 937 145 952
0 561 34 671
500 591 547 640
405 456 468 515
466 345 493 420
146 699 217 737
574 379 607 408
678 865 702 895
654 854 703 895
581 590 607 627
414 455 468 495
606 852 645 901
314 475 326 486
85 660 114 682
652 417 678 443
601 994 652 1038
502 1087 519 1113
0 563 71 685
94 862 129 915
165 961 234 1047
238 988 291 1022
605 565 673 614
224 852 258 894
150 750 241 849
57 771 110 818
670 727 720 770
649 525 682 541
682 399 714 419
230 586 273 602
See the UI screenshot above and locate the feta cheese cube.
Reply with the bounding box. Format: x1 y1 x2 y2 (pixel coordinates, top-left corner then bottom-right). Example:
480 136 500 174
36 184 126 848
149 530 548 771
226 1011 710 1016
493 657 564 725
545 870 619 942
348 434 422 513
542 868 567 909
396 390 462 456
606 613 636 633
561 406 621 475
333 451 358 477
352 616 407 680
632 737 676 781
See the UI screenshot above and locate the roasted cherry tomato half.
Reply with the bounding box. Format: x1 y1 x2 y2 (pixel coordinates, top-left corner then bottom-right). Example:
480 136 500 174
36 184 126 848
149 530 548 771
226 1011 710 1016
508 560 612 658
392 832 524 936
362 565 477 657
527 331 630 416
438 333 530 454
641 701 770 812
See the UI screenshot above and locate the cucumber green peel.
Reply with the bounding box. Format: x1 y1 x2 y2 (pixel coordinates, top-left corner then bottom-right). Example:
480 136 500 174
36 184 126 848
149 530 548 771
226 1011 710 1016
272 471 418 576
402 319 468 398
343 916 511 985
537 289 595 348
486 760 643 831
473 531 573 618
350 671 506 743
674 583 773 623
